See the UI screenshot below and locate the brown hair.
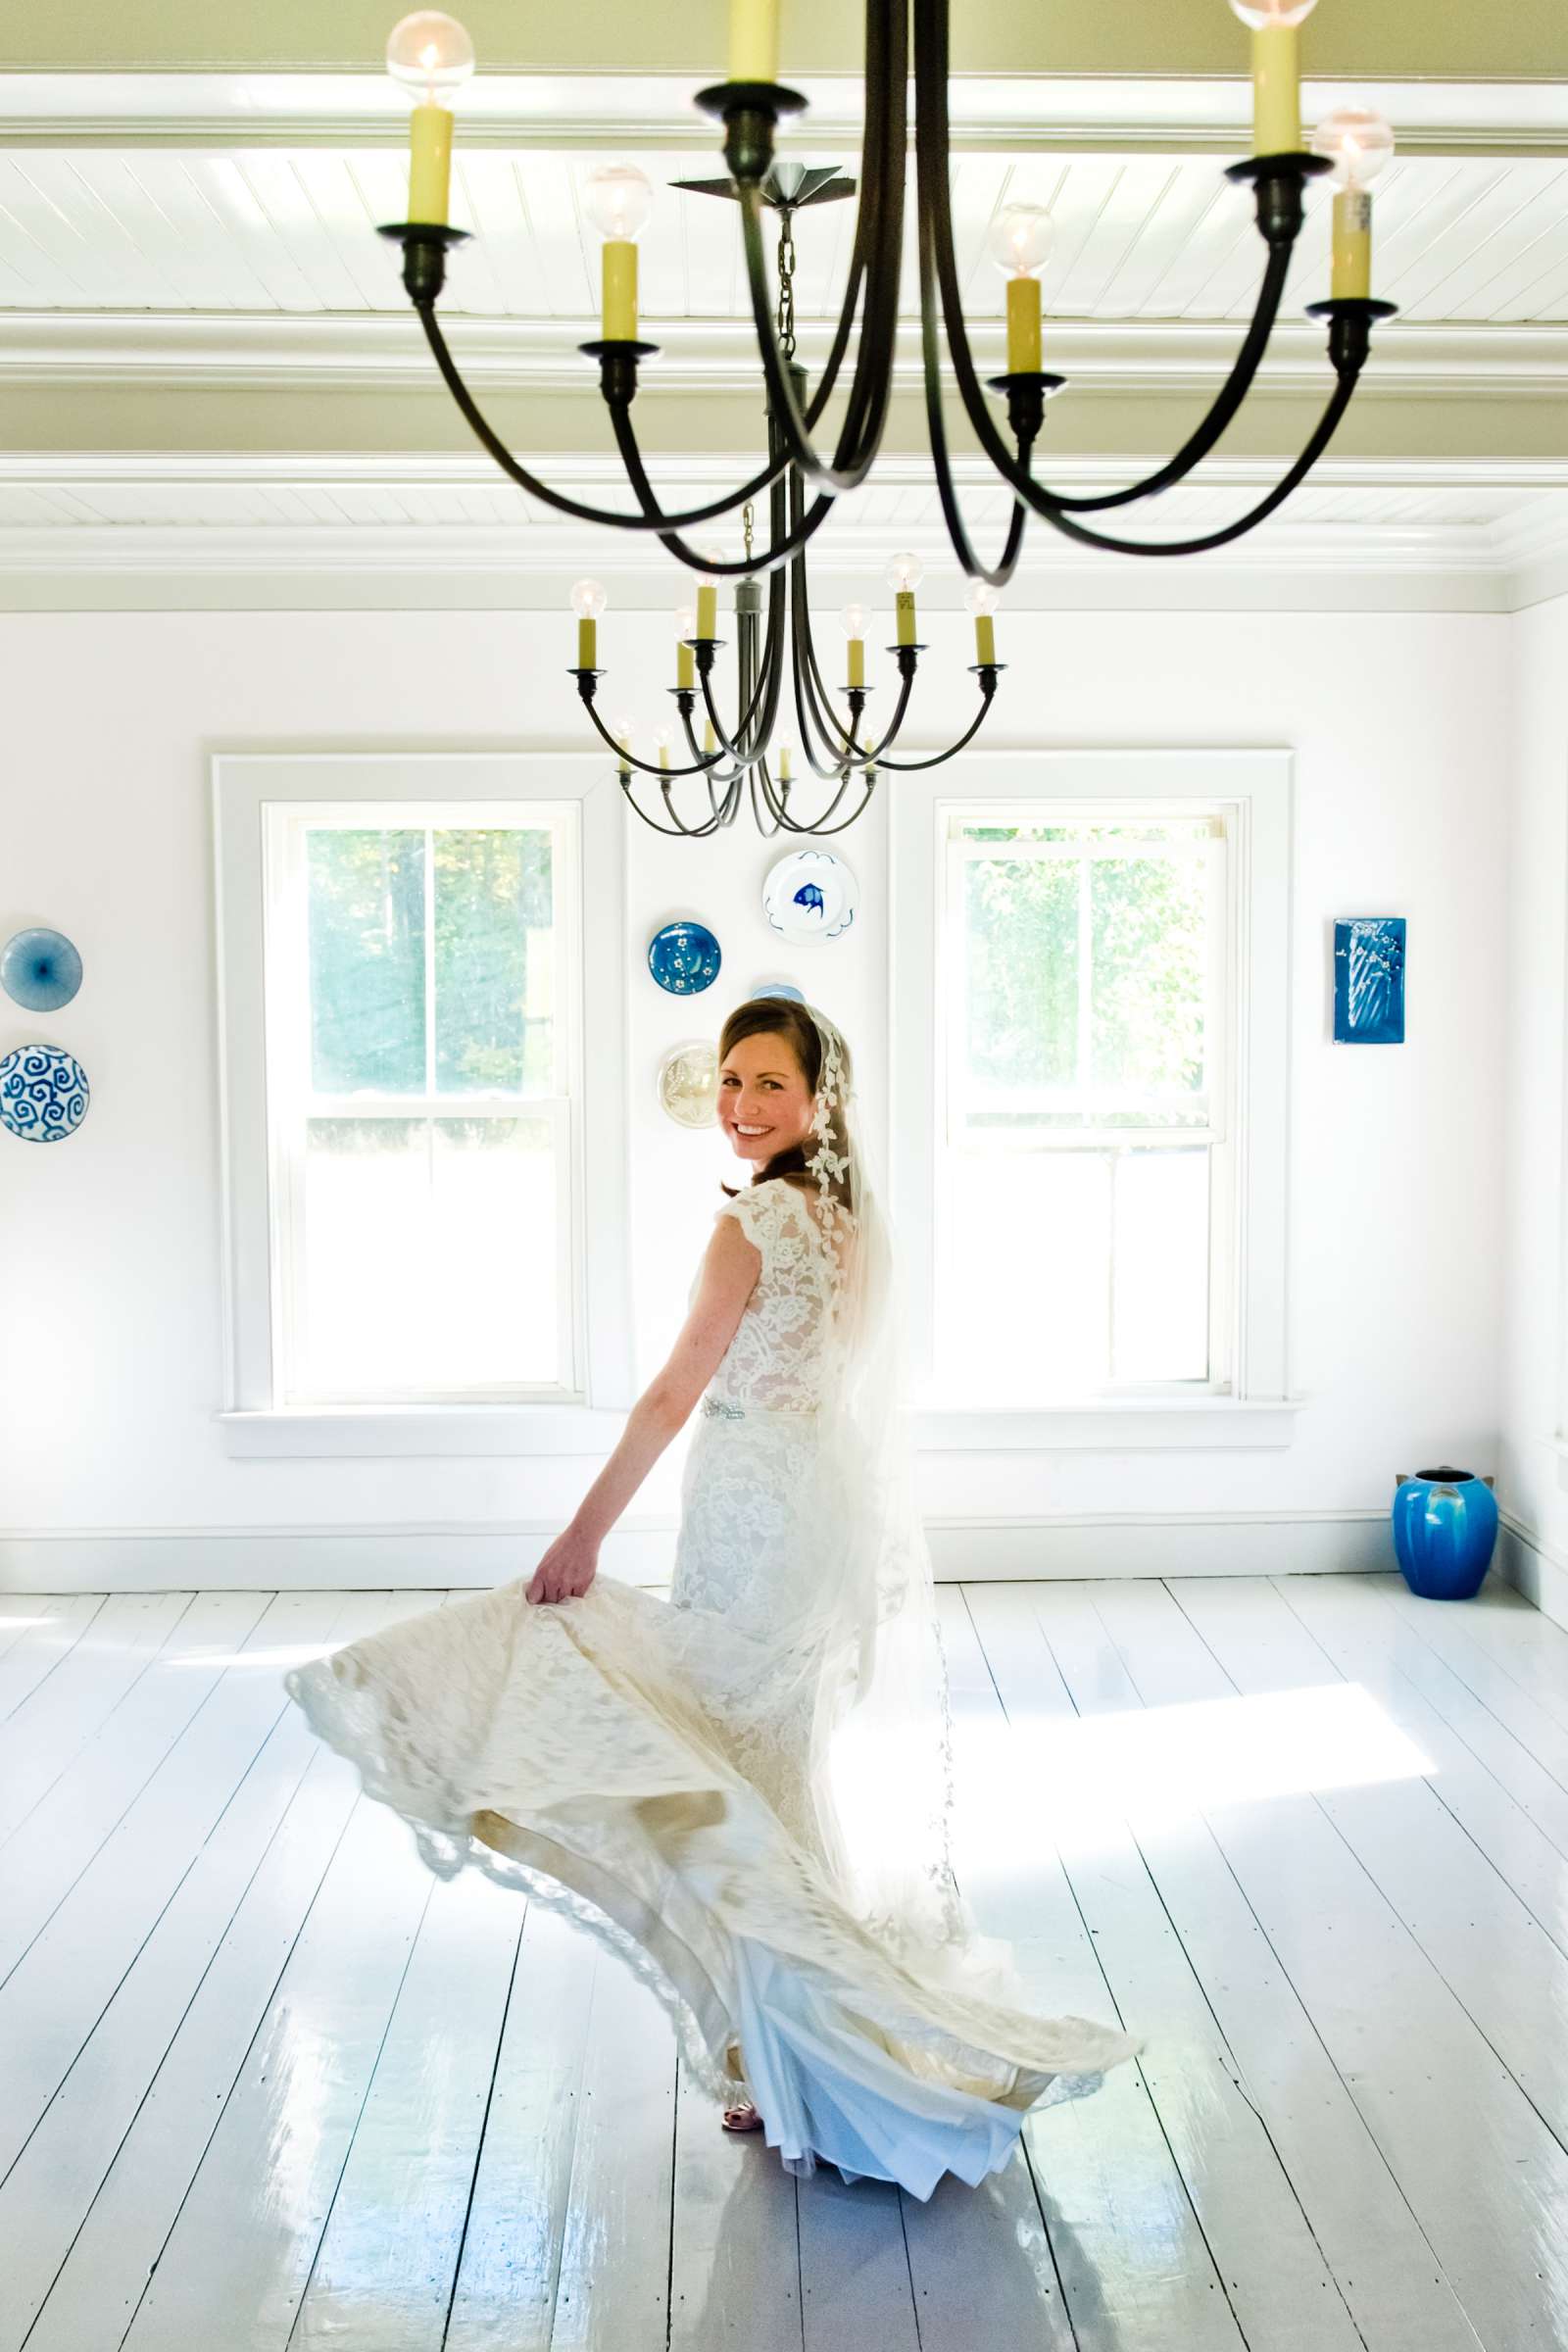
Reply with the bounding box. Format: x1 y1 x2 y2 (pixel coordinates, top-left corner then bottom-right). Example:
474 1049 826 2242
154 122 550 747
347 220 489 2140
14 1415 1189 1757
716 996 851 1201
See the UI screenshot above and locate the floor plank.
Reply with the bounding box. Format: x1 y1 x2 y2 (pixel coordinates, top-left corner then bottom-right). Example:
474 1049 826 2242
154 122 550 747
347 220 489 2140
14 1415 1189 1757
2 1592 411 2352
941 1590 1247 2352
0 1591 273 1982
289 1867 524 2351
1177 1579 1568 2153
668 2051 805 2352
966 1581 1370 2352
0 1594 105 1723
1096 1577 1568 2352
9 1577 1568 2352
443 1904 601 2352
1005 1578 1484 2352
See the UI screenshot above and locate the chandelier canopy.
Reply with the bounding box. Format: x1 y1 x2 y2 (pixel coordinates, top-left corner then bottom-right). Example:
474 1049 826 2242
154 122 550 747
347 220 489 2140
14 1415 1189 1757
381 0 1397 834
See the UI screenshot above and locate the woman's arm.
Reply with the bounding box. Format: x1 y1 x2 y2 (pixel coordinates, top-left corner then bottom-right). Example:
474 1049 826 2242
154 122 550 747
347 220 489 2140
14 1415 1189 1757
525 1211 761 1602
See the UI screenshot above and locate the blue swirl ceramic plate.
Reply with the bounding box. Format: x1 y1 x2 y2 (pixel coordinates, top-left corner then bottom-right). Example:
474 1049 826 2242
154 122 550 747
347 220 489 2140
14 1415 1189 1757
2 927 82 1011
762 850 857 943
648 920 721 995
753 978 806 1004
0 1043 90 1142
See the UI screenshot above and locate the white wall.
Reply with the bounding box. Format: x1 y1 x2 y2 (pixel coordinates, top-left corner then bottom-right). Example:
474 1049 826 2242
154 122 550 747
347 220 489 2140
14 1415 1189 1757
1499 592 1568 1629
0 602 1513 1587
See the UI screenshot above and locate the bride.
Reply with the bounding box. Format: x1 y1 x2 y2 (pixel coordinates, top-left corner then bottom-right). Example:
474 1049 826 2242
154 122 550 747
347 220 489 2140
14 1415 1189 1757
285 994 1141 2199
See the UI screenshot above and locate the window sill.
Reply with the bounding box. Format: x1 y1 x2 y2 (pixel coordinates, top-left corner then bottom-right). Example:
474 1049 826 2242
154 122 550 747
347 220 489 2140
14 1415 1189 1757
912 1397 1303 1451
216 1405 627 1459
219 1396 1302 1459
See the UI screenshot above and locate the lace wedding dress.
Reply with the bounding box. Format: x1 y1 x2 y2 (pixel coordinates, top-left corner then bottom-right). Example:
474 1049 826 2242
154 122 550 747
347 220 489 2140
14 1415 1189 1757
285 1059 1142 2200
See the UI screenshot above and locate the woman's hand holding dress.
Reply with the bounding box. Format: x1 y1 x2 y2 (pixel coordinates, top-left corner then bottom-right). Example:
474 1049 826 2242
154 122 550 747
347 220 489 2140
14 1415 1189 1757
526 1525 600 1604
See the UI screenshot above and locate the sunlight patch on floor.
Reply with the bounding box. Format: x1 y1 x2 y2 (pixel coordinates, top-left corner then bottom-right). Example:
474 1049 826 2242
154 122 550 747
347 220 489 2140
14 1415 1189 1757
839 1683 1434 1861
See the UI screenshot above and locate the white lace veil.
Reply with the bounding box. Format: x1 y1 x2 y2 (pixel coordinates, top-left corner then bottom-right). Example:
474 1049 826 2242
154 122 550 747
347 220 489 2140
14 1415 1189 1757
781 1001 975 1963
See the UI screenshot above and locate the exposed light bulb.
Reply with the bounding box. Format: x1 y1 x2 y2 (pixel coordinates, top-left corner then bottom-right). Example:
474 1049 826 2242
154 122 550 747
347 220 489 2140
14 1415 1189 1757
608 713 633 747
385 11 476 103
884 551 924 594
583 164 655 245
568 578 608 620
986 204 1054 280
675 607 696 639
964 580 1003 617
1227 0 1318 24
839 602 868 639
1311 106 1396 188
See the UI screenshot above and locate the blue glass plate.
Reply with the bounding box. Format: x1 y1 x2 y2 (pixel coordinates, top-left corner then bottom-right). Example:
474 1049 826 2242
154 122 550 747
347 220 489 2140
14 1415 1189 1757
753 978 806 1004
648 920 721 995
0 1043 90 1142
2 927 82 1011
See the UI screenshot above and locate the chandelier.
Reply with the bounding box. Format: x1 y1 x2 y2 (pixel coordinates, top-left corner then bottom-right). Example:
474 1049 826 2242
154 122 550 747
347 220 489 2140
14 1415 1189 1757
380 0 1397 836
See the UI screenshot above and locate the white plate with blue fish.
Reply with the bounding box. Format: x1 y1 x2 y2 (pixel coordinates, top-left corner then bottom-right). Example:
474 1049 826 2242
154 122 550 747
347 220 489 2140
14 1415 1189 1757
762 851 857 944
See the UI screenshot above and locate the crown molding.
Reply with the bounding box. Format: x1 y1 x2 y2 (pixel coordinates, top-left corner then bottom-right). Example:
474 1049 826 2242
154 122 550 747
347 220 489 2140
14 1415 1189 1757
1 311 1563 401
0 508 1544 614
0 73 1562 155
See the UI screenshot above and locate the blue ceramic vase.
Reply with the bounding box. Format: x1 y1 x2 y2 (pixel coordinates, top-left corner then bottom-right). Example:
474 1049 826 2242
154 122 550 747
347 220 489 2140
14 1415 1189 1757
1391 1466 1498 1600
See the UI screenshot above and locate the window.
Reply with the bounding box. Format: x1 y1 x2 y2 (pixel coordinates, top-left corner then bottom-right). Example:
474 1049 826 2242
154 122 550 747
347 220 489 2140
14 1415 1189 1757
213 754 629 1449
890 753 1292 1435
267 807 575 1403
936 808 1231 1401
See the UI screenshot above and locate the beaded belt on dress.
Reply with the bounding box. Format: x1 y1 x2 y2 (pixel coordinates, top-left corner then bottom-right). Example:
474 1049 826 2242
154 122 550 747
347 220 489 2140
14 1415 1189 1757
701 1396 818 1420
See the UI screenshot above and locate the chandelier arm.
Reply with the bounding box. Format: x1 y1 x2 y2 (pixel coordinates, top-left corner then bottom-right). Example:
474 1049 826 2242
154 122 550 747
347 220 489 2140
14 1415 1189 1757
725 0 909 497
790 607 864 779
1020 371 1358 556
580 691 726 780
694 560 789 759
910 153 1035 587
784 536 874 774
870 677 1001 771
1050 245 1292 513
617 783 730 836
751 757 877 834
735 180 898 499
608 399 840 576
912 0 1347 545
415 302 802 534
676 706 743 794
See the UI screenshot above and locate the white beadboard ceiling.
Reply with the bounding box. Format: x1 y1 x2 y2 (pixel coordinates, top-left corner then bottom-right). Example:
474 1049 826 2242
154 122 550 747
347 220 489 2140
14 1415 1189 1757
0 147 1564 324
0 72 1564 605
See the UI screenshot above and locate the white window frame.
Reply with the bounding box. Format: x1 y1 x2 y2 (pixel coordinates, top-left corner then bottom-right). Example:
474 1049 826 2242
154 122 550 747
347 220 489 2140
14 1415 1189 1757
891 750 1298 1451
212 752 630 1456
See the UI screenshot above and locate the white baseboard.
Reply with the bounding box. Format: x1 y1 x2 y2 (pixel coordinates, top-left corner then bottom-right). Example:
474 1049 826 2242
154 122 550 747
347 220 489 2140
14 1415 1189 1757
0 1507 1393 1592
1497 1509 1568 1632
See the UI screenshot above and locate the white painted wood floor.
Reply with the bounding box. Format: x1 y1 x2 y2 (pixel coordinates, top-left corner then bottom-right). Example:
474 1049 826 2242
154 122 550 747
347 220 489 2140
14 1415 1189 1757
1 1572 1565 2352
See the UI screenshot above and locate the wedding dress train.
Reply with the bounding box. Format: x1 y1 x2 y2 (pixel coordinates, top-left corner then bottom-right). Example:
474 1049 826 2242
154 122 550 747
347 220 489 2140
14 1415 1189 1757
285 1173 1143 2198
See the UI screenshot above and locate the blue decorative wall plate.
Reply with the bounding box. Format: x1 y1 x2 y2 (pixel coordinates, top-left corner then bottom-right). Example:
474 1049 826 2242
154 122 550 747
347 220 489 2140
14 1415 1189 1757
2 927 83 1011
754 978 806 1004
762 851 858 944
1333 916 1405 1044
0 1043 90 1141
648 920 721 995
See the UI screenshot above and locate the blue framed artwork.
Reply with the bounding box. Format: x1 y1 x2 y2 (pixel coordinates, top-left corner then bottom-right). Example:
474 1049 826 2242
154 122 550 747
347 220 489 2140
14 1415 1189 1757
1334 916 1405 1044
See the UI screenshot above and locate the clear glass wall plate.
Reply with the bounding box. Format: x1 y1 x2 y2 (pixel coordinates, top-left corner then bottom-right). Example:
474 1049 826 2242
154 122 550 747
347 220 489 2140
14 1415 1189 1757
657 1039 720 1129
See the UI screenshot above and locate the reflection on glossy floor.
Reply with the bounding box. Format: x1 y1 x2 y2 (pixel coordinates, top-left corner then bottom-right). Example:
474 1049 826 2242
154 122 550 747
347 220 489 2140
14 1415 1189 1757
0 1570 1565 2350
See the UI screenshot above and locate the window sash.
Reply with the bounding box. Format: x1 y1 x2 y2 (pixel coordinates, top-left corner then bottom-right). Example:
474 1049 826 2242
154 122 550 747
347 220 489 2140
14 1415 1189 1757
262 800 582 1406
935 799 1236 1399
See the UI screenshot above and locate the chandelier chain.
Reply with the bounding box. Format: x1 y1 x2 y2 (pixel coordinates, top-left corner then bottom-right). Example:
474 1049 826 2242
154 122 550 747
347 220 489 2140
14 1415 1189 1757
776 216 798 362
